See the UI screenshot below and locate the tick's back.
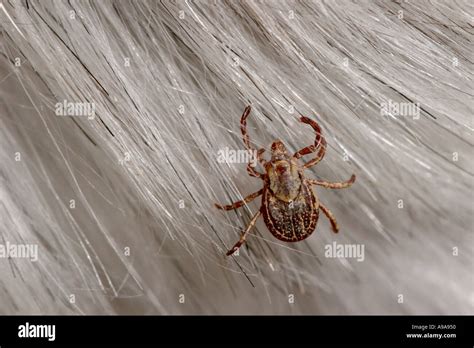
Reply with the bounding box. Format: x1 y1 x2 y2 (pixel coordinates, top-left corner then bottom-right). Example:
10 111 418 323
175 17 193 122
261 181 319 242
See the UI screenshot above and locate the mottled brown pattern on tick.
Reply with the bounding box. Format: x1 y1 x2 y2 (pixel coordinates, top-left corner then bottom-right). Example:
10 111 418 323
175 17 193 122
262 180 318 242
215 105 356 256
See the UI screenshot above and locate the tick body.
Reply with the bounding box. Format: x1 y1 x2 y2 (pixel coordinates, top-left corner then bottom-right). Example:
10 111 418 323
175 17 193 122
215 106 355 256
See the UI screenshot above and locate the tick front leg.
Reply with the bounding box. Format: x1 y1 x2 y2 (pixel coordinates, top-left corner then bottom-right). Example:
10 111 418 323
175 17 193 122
302 140 326 168
319 203 339 233
215 189 263 211
294 116 325 158
308 174 356 189
226 211 261 256
240 106 253 150
247 164 264 178
240 106 267 167
247 149 266 178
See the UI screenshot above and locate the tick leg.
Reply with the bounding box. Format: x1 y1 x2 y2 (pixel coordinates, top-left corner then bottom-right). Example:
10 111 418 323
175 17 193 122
247 164 263 178
240 106 253 150
215 189 263 211
240 106 266 166
308 174 356 189
293 116 326 165
226 211 261 256
319 203 339 233
302 139 326 168
246 148 266 179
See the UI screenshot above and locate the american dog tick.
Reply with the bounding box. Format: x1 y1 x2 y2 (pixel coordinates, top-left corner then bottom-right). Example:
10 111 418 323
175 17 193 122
215 106 356 256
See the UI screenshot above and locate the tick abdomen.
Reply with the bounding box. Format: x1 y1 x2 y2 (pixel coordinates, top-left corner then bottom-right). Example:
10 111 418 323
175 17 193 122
262 181 319 242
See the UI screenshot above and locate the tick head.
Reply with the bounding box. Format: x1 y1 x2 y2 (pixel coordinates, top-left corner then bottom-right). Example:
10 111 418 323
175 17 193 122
270 140 287 159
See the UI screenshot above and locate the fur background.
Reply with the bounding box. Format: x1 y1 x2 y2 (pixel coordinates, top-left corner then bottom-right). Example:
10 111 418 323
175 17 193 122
0 0 472 314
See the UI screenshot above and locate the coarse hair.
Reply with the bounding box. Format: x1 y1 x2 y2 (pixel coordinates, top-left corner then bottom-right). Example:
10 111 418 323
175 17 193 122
0 0 472 314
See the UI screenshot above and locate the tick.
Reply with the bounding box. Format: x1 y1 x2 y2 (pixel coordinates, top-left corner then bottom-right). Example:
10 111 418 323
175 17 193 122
215 105 356 256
